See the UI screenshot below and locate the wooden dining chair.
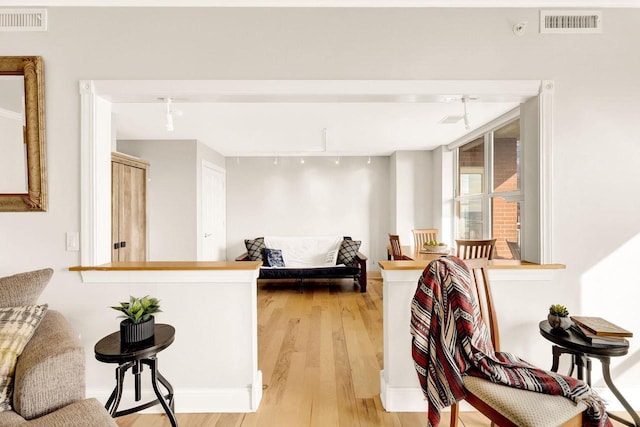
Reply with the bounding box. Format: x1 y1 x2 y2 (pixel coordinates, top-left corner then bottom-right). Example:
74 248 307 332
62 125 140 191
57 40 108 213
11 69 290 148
455 238 497 260
448 258 586 427
388 234 413 260
412 228 438 248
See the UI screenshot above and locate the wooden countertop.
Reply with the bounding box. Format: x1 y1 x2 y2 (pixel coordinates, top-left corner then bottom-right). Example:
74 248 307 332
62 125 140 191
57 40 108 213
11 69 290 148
379 258 565 271
70 261 263 271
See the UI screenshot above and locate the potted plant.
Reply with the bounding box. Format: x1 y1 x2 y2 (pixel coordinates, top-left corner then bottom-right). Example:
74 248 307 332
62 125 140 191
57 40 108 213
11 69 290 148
111 295 161 344
548 304 571 330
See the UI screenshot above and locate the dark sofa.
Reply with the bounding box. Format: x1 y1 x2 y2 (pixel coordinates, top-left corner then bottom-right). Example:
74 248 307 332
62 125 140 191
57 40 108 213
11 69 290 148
236 236 368 292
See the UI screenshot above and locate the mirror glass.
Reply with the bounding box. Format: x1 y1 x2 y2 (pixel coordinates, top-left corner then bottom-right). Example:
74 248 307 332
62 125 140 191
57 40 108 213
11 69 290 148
0 76 28 193
0 56 46 212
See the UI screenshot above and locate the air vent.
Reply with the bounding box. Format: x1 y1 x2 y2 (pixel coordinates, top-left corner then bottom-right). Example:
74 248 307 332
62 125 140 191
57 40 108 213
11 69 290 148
540 10 602 34
0 9 47 31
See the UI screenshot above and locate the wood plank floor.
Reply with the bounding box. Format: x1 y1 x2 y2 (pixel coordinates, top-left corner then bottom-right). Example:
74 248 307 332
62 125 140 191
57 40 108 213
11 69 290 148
115 278 637 427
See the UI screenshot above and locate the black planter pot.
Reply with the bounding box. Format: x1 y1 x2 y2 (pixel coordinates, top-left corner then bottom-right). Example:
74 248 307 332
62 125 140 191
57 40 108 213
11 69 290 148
120 316 155 344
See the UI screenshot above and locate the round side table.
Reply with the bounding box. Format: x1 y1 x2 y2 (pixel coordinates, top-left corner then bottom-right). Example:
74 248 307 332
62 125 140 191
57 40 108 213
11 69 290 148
95 323 177 427
539 320 638 427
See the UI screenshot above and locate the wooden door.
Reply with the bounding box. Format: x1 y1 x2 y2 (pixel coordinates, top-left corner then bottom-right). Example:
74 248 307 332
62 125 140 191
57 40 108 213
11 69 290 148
112 153 148 262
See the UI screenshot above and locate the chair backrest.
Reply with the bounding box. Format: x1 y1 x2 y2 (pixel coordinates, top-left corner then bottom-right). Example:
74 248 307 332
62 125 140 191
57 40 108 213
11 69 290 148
456 239 497 260
388 234 404 260
412 228 438 248
506 240 521 260
462 257 500 350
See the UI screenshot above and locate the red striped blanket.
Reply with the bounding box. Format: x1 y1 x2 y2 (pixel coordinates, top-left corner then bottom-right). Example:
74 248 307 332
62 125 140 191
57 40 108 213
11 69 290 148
409 256 610 427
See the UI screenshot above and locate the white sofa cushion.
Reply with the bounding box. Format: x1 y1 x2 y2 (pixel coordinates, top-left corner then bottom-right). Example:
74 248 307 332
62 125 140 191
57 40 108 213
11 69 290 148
264 236 343 268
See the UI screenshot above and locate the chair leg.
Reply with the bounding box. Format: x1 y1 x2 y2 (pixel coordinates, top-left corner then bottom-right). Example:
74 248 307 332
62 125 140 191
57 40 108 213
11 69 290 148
450 403 459 427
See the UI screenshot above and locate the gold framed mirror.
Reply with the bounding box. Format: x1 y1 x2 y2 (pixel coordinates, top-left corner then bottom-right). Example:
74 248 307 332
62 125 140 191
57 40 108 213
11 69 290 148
0 56 46 212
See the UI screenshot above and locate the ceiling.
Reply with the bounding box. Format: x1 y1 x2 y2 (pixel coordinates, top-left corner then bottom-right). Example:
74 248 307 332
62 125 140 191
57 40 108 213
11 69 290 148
107 80 539 157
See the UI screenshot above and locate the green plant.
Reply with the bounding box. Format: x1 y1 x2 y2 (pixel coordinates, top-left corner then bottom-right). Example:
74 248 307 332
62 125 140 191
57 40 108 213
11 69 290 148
111 295 161 324
549 304 569 317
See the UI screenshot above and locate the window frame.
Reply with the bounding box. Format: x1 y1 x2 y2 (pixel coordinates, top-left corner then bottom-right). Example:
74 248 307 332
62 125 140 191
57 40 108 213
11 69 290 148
454 114 524 257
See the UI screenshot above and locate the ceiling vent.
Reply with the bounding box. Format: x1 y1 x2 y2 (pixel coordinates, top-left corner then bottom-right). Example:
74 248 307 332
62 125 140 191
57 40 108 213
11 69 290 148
540 10 602 34
0 9 47 31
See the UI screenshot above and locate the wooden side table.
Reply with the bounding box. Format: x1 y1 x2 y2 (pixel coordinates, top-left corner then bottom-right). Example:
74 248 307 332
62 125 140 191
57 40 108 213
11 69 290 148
539 320 638 427
95 323 177 427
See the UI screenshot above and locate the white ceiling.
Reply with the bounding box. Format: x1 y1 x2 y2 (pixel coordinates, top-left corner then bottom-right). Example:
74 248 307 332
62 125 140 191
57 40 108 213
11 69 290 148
106 80 539 157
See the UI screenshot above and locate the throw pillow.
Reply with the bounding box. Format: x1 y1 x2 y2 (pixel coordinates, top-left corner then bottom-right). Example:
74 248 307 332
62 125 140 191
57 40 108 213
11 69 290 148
0 269 53 308
245 237 266 261
0 304 48 412
262 248 286 267
338 240 361 266
324 249 339 266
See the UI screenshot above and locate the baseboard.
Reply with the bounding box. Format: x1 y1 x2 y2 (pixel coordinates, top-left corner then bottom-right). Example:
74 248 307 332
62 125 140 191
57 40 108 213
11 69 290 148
593 385 640 413
87 371 263 413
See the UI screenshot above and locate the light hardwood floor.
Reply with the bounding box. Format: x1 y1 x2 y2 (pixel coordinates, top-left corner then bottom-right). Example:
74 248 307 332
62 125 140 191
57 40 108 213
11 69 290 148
115 278 636 427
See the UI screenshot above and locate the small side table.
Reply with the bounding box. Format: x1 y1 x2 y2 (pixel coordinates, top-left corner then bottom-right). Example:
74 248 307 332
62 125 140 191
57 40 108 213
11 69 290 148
95 323 177 427
539 320 638 427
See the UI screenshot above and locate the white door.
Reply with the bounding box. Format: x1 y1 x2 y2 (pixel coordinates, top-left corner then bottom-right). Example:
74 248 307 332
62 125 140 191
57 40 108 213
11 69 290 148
200 161 226 261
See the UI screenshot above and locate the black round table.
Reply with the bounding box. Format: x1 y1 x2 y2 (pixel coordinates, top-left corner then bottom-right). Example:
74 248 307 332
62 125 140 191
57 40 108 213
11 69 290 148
539 320 638 427
95 323 177 427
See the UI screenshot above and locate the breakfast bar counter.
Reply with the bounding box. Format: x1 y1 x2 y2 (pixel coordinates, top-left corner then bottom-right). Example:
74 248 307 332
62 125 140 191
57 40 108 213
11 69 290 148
377 257 565 412
70 261 263 414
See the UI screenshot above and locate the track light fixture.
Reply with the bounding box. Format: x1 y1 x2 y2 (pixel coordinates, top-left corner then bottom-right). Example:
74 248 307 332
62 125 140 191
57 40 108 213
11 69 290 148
462 95 470 130
163 97 183 132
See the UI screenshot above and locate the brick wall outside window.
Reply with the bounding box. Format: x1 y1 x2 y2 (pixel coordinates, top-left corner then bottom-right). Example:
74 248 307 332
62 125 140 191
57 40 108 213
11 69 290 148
492 137 519 259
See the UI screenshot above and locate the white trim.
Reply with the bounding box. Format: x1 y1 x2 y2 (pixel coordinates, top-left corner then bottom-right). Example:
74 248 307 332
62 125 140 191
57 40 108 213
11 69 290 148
0 0 637 7
447 107 521 151
539 80 554 264
79 81 98 266
88 372 263 413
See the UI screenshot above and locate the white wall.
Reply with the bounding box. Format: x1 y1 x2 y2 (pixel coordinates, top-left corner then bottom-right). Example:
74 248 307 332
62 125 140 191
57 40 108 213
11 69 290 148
226 156 389 268
117 140 198 260
1 6 639 409
389 150 433 246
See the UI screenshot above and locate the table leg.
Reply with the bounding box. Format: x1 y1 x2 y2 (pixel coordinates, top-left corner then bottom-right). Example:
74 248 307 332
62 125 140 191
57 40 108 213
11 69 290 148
157 371 175 412
551 345 562 372
597 356 640 427
146 357 178 427
133 360 143 401
106 362 131 416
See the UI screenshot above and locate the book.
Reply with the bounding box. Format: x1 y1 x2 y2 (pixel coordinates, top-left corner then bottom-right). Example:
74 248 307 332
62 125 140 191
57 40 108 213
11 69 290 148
570 316 633 338
570 323 628 345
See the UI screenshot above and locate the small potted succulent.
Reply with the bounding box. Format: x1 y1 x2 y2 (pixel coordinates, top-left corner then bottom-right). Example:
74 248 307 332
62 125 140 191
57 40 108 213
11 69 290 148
111 295 161 344
548 304 571 330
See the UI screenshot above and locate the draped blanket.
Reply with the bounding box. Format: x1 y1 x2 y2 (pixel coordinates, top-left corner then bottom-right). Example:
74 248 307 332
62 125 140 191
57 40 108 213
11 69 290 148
409 256 611 427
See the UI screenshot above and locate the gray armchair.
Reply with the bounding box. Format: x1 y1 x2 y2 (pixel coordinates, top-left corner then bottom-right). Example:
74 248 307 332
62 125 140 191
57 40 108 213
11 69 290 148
0 269 116 427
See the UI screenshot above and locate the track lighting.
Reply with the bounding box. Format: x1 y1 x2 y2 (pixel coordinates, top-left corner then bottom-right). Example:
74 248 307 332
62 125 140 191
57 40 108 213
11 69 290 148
163 97 183 132
462 95 470 130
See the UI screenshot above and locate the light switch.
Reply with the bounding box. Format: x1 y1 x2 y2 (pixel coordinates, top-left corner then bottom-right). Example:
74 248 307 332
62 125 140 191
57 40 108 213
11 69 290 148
66 232 79 251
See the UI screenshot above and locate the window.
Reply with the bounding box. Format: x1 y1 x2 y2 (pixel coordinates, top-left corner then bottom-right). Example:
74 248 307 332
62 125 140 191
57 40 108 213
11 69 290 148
455 118 522 260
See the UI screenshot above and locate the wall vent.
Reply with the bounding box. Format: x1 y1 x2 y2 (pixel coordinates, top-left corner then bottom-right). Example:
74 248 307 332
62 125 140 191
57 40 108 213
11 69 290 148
540 10 602 34
0 9 47 31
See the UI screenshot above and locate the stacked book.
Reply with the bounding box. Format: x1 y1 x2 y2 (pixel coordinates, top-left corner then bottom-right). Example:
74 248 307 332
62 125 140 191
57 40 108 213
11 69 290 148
570 316 633 345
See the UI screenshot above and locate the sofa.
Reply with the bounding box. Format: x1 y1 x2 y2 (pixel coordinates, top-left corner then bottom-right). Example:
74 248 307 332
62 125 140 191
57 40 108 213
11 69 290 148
236 236 368 292
0 268 117 427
